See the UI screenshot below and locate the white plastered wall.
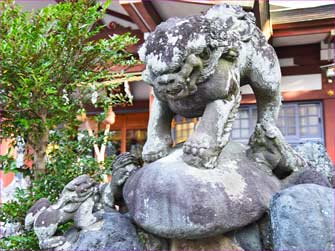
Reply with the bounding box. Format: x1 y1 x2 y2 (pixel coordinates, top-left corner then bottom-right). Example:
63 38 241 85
241 74 322 94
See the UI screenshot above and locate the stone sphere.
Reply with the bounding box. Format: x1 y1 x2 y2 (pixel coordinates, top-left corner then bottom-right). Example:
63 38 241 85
124 142 281 239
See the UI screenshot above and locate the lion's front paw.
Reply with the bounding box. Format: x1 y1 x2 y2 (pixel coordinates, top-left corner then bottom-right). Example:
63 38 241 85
142 142 170 163
40 236 66 249
182 135 221 169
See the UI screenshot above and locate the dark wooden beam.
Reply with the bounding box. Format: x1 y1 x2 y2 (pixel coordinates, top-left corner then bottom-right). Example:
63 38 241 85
90 19 105 33
105 9 133 23
273 18 334 30
293 56 320 66
86 102 150 116
275 44 320 58
108 64 146 74
121 2 150 33
281 65 321 76
273 18 334 37
253 0 272 40
121 1 161 33
133 1 162 31
113 101 149 114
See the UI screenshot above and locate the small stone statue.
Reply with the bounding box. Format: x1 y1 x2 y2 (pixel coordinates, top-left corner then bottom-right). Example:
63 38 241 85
25 175 102 249
102 152 141 212
24 153 141 250
139 4 306 173
15 136 25 168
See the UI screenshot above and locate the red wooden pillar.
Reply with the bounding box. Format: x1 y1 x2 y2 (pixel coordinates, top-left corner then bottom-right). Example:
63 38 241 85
323 98 335 163
322 70 335 164
149 87 154 112
121 117 127 153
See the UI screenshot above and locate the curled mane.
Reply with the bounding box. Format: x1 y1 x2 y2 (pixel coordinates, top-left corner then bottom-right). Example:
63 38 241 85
139 4 259 78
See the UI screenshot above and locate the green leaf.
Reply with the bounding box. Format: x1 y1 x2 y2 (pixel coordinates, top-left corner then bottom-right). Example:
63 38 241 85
0 2 137 247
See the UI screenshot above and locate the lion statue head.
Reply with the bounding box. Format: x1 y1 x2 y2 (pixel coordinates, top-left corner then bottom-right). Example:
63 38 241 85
139 4 256 101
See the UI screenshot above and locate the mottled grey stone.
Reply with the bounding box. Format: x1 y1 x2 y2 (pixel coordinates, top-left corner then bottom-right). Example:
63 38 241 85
227 223 263 251
25 175 102 250
282 168 331 189
59 211 143 251
124 142 281 239
170 235 244 250
257 213 273 251
137 228 169 251
295 141 334 186
140 3 306 175
270 184 334 251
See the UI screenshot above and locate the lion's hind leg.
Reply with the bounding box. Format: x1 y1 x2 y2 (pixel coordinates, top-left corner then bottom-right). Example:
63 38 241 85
248 81 307 178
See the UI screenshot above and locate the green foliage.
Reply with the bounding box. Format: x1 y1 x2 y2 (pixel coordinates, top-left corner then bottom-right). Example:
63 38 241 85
0 128 114 250
0 0 138 249
0 0 138 170
0 230 39 251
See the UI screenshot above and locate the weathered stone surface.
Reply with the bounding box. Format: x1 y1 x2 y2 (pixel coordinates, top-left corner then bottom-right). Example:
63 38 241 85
227 223 263 251
124 142 281 239
56 211 143 251
282 168 331 189
137 228 169 251
139 4 303 175
25 175 102 250
170 235 244 251
270 184 334 251
295 142 334 186
257 213 273 251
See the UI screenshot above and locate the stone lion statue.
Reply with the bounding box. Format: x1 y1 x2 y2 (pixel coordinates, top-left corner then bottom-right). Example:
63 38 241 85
139 4 306 173
25 154 141 250
25 175 102 249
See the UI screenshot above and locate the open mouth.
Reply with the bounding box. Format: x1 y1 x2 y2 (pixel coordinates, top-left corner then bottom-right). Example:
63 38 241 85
189 65 201 82
166 86 183 95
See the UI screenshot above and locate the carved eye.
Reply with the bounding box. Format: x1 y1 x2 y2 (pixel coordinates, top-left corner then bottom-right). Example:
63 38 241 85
198 48 211 61
174 66 182 73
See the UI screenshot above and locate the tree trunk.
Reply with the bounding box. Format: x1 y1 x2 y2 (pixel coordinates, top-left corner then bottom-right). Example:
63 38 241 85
30 128 49 177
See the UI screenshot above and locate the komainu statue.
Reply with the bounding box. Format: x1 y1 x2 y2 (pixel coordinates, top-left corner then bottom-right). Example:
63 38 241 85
139 4 306 173
25 175 102 249
25 154 143 250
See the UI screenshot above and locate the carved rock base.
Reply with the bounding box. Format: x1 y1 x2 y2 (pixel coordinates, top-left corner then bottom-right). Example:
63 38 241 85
55 211 143 251
124 142 281 239
170 235 244 251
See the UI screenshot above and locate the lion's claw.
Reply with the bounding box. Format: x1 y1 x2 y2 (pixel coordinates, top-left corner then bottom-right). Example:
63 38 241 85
142 148 169 163
183 142 219 169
